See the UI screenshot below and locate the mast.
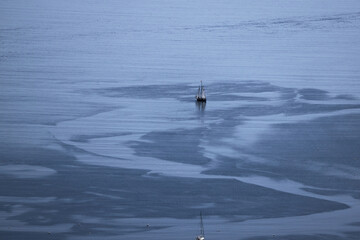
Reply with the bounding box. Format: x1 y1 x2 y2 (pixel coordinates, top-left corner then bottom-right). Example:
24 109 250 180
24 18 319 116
200 211 204 237
200 81 205 99
196 81 206 101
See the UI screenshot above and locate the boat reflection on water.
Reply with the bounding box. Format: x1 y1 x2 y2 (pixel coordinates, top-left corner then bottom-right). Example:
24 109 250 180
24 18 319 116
196 101 206 112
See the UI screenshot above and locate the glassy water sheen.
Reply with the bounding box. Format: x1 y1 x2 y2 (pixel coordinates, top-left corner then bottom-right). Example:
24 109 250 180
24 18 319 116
1 1 360 239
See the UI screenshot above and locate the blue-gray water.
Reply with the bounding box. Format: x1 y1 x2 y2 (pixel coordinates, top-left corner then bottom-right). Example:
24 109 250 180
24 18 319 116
1 1 360 239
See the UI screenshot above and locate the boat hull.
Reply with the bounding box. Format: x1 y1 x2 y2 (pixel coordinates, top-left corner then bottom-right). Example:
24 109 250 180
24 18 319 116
196 97 206 102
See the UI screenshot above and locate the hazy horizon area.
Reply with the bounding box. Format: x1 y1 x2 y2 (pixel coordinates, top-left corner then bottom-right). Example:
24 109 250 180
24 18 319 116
1 1 360 239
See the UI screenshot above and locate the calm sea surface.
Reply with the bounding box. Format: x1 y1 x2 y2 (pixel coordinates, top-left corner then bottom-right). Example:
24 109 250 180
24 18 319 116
1 1 360 239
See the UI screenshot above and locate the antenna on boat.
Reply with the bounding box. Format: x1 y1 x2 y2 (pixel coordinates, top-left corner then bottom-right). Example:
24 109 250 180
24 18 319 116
195 211 205 240
200 211 204 237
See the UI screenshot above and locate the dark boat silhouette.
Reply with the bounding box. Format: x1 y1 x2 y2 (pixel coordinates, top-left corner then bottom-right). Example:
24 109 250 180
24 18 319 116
196 81 206 102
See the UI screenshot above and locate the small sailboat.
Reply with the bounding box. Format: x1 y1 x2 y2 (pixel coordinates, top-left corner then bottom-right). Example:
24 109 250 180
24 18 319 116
195 212 205 240
196 81 206 102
